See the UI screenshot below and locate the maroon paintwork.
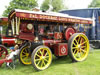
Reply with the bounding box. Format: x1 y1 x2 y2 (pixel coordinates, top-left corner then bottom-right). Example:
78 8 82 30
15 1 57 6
54 43 68 56
2 37 15 47
65 27 76 40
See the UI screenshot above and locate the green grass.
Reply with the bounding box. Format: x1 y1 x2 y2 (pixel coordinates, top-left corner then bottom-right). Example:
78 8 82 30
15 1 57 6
0 50 100 75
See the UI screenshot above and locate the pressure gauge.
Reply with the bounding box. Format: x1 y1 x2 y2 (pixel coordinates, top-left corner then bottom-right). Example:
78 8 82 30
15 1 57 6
27 24 33 30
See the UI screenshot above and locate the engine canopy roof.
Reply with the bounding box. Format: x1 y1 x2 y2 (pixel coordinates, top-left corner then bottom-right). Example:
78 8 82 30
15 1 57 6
9 9 93 24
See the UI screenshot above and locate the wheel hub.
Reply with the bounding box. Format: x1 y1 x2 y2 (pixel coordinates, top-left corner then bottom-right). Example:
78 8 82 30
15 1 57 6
42 56 45 59
40 56 45 60
26 53 29 56
78 45 81 48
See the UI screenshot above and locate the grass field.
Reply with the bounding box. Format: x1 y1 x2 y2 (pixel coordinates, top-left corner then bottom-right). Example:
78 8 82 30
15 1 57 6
0 49 100 75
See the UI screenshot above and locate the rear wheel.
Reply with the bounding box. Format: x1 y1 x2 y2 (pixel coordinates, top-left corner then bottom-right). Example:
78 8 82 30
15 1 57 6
31 45 52 71
19 45 31 65
0 45 8 59
68 33 89 62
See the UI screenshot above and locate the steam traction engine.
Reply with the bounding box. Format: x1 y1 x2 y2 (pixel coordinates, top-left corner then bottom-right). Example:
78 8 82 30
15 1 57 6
8 9 92 71
0 17 16 59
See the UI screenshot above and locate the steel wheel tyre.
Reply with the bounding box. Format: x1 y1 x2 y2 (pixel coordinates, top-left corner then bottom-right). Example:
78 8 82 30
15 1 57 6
31 45 52 71
19 45 31 65
68 33 89 62
0 45 8 59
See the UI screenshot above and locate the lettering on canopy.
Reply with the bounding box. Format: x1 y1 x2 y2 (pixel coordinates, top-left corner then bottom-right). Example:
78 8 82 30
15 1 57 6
17 13 92 24
29 14 58 20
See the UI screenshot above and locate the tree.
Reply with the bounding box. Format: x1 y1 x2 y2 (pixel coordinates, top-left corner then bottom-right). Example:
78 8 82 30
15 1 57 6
40 0 50 12
41 0 64 12
89 0 100 7
3 0 38 17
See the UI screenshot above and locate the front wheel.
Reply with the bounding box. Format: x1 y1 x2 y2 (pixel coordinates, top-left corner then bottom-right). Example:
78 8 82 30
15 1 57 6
68 33 89 62
19 45 32 65
31 45 52 71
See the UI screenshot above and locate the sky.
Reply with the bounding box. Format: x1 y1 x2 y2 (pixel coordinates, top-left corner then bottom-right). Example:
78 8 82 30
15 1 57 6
0 0 93 17
0 0 11 17
65 0 93 9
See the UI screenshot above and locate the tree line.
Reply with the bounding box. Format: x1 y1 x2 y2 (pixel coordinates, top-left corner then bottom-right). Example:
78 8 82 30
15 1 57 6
3 0 100 17
3 0 65 17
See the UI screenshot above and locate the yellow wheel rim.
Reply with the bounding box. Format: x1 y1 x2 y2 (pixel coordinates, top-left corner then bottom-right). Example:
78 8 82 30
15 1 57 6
20 46 31 65
34 47 52 70
71 34 89 61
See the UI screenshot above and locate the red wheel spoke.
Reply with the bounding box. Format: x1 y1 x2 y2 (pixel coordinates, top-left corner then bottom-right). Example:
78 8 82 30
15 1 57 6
0 46 8 60
80 37 83 44
45 52 48 56
0 50 4 53
81 41 86 45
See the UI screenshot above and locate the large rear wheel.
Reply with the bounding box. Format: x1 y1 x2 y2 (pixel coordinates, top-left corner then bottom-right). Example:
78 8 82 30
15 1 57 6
68 33 89 62
31 45 52 71
19 45 31 65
